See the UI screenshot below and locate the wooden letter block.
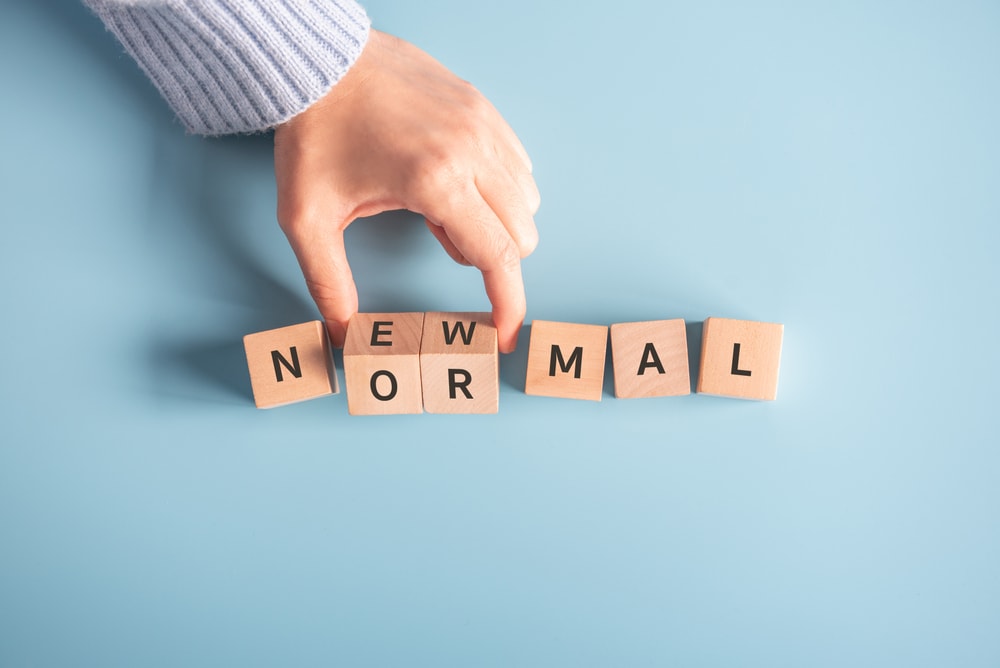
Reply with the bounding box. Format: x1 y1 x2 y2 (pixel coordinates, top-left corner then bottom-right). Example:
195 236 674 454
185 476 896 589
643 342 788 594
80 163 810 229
420 312 499 414
524 320 608 401
697 317 784 401
243 320 338 409
343 313 424 415
609 319 691 399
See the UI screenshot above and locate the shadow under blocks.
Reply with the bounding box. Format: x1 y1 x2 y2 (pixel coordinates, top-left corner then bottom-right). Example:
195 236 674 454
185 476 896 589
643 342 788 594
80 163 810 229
242 314 784 412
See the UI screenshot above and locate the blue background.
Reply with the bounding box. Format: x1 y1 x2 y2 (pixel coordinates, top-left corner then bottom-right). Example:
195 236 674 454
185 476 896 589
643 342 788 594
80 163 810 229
3 1 999 665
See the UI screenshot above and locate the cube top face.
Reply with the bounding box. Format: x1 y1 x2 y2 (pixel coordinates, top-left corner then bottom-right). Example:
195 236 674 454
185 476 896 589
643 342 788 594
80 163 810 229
697 317 783 401
420 311 497 356
609 319 691 399
344 313 424 357
524 320 609 402
243 320 338 409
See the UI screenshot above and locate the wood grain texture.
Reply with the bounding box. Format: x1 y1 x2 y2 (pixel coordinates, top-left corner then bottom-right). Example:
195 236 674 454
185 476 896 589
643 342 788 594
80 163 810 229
343 313 425 415
524 320 608 401
420 312 498 414
243 320 338 409
696 317 784 401
610 319 690 398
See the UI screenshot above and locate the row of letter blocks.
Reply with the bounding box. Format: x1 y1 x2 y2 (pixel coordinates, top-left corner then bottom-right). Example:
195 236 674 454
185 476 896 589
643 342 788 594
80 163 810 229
244 314 784 413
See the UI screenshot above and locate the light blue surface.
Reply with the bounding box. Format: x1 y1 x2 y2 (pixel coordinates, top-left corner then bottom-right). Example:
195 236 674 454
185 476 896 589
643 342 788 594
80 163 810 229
2 1 999 665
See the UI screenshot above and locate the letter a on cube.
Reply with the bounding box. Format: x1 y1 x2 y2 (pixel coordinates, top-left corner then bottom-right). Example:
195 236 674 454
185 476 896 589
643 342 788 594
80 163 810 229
420 312 499 414
609 319 691 398
343 313 424 415
697 317 784 400
524 320 608 401
243 320 338 409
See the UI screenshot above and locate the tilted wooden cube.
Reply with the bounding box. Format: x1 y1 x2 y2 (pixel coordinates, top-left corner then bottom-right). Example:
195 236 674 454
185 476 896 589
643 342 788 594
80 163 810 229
343 313 425 415
243 320 338 409
524 320 608 401
420 312 499 414
697 317 784 401
609 319 691 399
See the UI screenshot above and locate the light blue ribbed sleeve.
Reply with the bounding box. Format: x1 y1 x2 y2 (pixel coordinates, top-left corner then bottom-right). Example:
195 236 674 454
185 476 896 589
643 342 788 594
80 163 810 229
84 0 371 135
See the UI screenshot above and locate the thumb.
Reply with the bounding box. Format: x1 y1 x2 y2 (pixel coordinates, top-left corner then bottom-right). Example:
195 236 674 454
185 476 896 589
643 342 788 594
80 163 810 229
282 224 359 348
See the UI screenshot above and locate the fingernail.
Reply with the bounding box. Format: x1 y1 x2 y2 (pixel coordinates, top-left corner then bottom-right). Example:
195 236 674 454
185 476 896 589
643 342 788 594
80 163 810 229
498 330 518 354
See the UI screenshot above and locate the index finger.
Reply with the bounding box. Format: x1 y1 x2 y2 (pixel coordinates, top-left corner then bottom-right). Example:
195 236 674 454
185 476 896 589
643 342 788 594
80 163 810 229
481 260 526 354
420 184 527 353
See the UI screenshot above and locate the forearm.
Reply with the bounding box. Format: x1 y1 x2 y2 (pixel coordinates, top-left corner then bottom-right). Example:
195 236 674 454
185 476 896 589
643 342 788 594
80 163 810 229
84 0 370 135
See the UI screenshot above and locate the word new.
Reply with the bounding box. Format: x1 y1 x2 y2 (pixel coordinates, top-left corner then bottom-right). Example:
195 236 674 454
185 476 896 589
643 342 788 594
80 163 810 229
243 313 784 413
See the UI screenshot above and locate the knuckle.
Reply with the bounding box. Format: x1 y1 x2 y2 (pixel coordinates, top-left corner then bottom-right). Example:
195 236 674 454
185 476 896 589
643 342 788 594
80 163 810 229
457 79 484 106
416 149 468 199
276 198 303 235
304 276 355 316
449 88 492 136
519 227 539 257
463 91 492 119
304 277 336 303
494 238 522 273
277 196 322 237
448 114 483 145
529 187 542 216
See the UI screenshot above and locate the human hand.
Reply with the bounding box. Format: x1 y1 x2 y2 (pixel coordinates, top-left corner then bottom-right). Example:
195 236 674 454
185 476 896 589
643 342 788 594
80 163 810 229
273 29 540 353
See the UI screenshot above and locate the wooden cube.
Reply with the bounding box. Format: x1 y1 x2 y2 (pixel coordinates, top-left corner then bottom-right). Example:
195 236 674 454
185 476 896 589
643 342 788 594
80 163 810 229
420 312 499 414
343 313 425 415
697 317 784 400
609 319 691 399
243 320 338 409
524 320 608 401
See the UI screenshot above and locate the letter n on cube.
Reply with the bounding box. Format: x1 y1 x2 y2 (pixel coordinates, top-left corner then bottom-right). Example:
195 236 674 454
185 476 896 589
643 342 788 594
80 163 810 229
243 320 338 409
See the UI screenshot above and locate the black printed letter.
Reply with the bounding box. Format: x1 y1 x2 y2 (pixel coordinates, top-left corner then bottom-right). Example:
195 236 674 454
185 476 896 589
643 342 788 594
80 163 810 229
442 320 476 346
271 347 302 382
371 321 393 347
637 342 665 375
370 370 398 401
549 345 583 379
448 369 473 399
731 343 752 376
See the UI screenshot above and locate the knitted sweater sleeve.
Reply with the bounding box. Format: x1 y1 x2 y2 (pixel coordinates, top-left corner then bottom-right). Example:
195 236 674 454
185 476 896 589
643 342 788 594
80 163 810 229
83 0 371 135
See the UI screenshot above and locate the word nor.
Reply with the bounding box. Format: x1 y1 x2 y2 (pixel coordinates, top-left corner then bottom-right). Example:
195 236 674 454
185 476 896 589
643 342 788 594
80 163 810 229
243 314 783 412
